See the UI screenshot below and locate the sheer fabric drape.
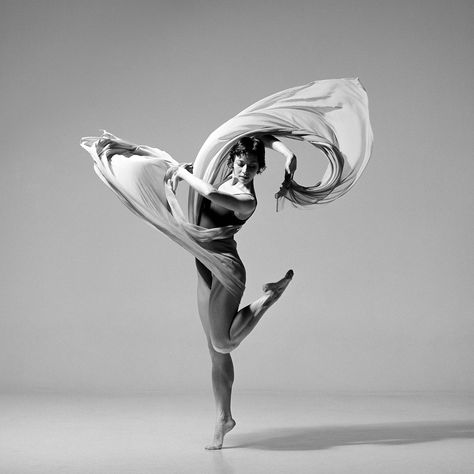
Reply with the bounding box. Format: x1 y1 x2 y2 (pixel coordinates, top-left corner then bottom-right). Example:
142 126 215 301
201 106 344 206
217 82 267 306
80 78 373 297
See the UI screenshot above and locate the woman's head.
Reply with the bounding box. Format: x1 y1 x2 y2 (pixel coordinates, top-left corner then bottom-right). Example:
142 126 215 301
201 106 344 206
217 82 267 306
227 136 265 185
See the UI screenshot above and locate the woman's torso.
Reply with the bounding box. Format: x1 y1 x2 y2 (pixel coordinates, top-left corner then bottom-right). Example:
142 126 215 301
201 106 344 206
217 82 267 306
198 180 256 229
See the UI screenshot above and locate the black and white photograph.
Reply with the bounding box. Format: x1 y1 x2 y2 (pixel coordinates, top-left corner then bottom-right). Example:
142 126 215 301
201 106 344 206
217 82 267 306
1 1 473 472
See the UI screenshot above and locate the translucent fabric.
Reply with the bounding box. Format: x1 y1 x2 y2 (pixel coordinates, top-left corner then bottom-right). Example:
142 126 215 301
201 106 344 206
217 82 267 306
190 78 373 220
80 132 246 298
80 78 373 298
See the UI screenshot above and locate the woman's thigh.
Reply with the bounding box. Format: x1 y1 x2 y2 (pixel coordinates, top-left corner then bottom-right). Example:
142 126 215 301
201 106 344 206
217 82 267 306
208 279 242 343
196 257 244 344
196 259 212 341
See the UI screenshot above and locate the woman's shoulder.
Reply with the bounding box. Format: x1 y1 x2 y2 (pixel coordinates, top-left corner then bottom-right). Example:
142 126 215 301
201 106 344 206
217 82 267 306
218 179 255 198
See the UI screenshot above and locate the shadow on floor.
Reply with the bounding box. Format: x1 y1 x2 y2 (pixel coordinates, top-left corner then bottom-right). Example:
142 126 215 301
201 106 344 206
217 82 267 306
229 420 474 451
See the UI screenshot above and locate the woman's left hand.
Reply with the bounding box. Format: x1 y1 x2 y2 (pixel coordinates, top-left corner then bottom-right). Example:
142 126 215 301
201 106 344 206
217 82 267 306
285 154 297 178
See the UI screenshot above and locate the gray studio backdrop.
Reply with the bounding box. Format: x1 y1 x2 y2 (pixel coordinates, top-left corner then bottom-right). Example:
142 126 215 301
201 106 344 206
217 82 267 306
1 0 472 393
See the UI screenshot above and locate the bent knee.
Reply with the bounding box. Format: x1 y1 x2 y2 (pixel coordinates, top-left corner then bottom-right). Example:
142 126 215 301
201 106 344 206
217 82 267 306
211 338 237 354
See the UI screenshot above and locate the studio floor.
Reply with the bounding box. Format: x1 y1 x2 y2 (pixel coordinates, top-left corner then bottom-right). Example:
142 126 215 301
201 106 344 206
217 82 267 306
1 391 473 473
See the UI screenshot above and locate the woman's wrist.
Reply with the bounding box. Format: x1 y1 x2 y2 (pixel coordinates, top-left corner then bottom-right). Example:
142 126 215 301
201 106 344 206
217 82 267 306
285 154 297 175
176 166 186 178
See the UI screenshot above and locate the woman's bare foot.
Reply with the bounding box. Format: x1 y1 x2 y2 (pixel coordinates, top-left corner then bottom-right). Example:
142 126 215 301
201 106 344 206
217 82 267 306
261 269 294 307
205 418 236 450
249 270 294 319
263 269 294 293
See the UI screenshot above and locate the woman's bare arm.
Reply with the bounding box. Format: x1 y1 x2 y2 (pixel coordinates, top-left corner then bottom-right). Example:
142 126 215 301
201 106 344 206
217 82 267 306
260 134 297 176
174 166 256 215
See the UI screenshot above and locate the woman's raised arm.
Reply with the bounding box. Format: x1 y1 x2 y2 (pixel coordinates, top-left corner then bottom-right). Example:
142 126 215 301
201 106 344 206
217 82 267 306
260 135 297 177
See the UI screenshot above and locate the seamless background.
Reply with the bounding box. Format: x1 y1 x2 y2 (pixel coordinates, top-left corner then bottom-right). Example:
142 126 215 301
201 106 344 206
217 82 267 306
1 0 472 394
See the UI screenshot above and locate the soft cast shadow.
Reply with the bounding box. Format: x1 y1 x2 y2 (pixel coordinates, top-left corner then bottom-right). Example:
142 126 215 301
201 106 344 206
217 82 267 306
229 421 474 451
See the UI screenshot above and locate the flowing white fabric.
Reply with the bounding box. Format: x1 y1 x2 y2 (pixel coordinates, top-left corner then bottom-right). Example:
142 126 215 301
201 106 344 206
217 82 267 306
189 77 373 220
80 78 373 298
80 133 246 297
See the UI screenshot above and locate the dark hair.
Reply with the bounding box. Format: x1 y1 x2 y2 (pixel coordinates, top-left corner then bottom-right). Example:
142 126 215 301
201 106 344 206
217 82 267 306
227 136 266 173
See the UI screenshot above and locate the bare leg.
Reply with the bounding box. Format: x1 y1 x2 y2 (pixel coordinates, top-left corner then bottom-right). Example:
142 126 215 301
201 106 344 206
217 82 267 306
209 270 294 353
196 262 294 448
230 269 294 342
206 346 236 450
196 261 236 450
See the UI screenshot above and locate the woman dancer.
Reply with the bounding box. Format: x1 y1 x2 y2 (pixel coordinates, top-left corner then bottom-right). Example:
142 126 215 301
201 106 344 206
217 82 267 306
173 135 296 448
81 78 373 450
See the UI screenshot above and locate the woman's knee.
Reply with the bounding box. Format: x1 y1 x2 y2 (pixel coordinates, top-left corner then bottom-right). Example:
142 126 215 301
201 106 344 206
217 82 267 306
211 336 237 354
205 337 232 358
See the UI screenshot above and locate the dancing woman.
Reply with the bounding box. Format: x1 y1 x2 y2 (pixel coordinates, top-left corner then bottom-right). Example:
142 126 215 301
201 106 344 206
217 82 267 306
176 135 295 448
81 78 373 450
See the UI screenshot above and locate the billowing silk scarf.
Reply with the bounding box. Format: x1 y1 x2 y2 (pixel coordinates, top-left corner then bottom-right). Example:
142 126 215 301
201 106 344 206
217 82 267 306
80 78 373 298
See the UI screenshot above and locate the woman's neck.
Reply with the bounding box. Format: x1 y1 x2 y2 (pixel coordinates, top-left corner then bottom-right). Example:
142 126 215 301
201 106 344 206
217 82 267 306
230 177 253 194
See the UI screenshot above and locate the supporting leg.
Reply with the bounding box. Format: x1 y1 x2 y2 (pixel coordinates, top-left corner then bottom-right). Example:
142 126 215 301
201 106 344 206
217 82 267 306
196 260 236 450
206 344 236 450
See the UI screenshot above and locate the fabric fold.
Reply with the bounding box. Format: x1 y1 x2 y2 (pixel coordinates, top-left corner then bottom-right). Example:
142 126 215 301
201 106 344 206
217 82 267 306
80 78 373 298
189 78 373 221
80 132 245 298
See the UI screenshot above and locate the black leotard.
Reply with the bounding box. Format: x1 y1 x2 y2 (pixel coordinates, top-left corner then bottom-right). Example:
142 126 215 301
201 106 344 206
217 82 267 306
199 198 252 229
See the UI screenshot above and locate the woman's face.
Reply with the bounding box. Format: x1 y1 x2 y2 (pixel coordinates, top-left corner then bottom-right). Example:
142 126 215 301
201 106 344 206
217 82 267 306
232 153 259 185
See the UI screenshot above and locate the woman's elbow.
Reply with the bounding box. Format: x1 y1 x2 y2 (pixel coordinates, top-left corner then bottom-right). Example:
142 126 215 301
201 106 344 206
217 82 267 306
260 134 275 145
261 134 279 149
205 187 219 198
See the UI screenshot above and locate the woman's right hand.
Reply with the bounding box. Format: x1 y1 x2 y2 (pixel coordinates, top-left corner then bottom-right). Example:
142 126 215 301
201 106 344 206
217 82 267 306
168 163 193 193
182 163 194 174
